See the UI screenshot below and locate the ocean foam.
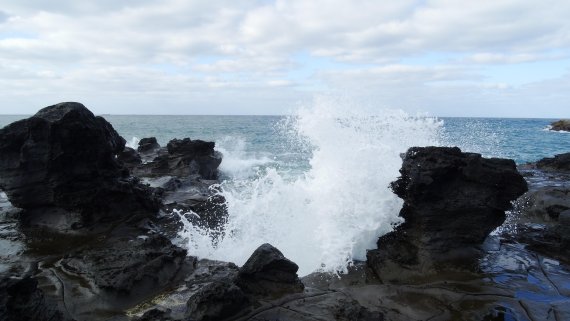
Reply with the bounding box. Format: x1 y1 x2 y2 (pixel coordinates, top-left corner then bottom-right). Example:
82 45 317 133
177 96 442 275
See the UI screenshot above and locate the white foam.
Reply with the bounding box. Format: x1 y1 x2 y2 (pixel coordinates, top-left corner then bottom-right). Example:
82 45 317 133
217 136 274 180
126 136 140 149
177 96 442 275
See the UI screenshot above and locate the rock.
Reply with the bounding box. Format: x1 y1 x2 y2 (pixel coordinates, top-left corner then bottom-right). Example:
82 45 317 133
367 147 528 279
519 187 570 221
0 102 160 224
118 147 142 166
0 276 70 321
550 119 570 132
59 234 187 294
138 137 160 154
236 243 304 297
558 210 570 246
131 138 221 180
536 152 570 172
186 281 250 321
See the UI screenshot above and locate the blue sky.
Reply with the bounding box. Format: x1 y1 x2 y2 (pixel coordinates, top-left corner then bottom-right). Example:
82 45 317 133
0 0 569 117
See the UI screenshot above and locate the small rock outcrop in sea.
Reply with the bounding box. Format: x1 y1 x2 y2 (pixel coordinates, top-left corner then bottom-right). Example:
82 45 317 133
367 146 528 279
0 102 159 224
236 243 304 297
129 137 222 180
550 119 570 131
535 152 570 172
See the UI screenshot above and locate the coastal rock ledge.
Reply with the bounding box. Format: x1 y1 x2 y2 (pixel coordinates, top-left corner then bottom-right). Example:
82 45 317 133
367 146 528 280
550 119 570 132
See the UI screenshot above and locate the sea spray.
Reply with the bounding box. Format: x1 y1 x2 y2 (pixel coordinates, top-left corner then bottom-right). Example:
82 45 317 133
177 97 443 275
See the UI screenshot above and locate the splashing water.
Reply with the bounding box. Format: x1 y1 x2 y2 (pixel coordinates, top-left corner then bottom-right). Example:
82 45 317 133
177 97 443 275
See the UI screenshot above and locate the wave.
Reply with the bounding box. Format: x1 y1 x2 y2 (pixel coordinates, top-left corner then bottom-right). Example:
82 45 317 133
177 96 443 276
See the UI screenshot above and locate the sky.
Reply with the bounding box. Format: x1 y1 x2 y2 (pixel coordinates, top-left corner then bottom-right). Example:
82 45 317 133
0 0 569 117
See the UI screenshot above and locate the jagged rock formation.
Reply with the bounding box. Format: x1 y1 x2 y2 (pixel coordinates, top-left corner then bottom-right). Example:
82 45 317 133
0 102 159 225
367 147 528 279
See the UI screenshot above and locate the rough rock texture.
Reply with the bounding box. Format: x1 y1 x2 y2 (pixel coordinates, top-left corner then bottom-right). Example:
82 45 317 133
536 152 570 172
0 276 70 321
138 137 160 154
519 187 570 221
236 243 304 297
0 102 160 222
550 119 570 132
186 281 250 321
367 147 528 279
59 234 187 293
118 147 142 166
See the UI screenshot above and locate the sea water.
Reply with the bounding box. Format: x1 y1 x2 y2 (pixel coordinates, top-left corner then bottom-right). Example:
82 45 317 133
1 100 569 275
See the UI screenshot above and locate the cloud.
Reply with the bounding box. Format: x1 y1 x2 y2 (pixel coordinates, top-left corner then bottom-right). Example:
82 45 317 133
0 0 568 116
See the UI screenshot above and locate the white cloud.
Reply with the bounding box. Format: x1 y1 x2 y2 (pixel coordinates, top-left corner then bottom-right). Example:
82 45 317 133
0 0 568 116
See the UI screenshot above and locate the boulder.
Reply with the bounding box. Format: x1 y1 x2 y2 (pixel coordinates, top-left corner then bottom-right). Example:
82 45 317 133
367 147 528 279
536 152 570 172
138 137 160 154
550 119 570 132
236 243 304 297
0 102 160 223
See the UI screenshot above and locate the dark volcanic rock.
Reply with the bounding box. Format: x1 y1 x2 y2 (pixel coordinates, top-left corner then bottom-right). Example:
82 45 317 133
536 152 570 172
0 102 160 223
186 281 250 321
131 138 221 180
59 234 187 294
138 137 160 154
118 147 142 166
0 276 70 321
367 147 528 279
550 119 570 132
236 243 304 297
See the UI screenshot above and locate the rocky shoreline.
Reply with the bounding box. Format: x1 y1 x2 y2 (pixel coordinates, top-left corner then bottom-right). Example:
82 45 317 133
1 103 570 320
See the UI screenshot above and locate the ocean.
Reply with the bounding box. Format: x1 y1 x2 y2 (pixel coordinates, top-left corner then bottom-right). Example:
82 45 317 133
1 104 569 275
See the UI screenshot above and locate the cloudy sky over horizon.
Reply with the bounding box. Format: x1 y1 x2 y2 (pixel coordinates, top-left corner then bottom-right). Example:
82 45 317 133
0 0 569 117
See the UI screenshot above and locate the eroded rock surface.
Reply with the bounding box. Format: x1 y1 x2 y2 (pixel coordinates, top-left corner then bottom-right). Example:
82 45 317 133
236 243 304 297
0 102 160 225
367 146 528 279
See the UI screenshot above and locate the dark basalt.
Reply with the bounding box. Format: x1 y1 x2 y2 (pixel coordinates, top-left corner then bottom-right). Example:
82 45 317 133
0 276 71 321
0 102 160 224
550 119 570 132
59 234 187 293
367 147 528 279
128 137 222 180
535 152 570 172
236 243 304 297
138 137 160 154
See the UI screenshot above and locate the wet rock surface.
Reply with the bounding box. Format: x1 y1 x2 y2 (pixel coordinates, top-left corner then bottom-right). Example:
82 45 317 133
368 146 528 279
